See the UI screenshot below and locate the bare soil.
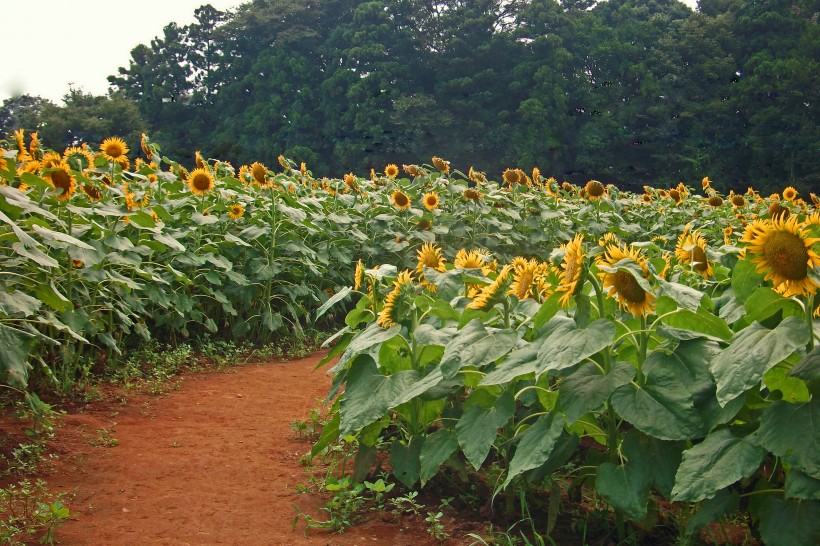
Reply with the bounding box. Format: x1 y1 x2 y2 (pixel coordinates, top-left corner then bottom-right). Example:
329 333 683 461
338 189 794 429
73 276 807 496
19 351 485 545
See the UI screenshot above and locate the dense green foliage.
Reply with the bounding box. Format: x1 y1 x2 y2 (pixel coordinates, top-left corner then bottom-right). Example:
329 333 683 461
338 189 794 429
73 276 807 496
2 0 818 192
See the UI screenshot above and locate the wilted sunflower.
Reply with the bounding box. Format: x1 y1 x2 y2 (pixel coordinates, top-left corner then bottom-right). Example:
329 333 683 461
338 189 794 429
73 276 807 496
99 137 129 162
227 203 245 220
675 230 714 278
403 164 420 177
391 189 411 211
188 168 214 196
508 259 539 300
502 168 520 185
557 234 585 307
353 260 365 291
423 192 440 211
468 265 513 311
250 162 268 185
195 151 207 170
464 188 483 201
377 270 414 328
432 156 450 173
741 216 820 297
585 180 606 200
782 186 798 202
597 244 656 317
385 164 399 179
46 162 77 201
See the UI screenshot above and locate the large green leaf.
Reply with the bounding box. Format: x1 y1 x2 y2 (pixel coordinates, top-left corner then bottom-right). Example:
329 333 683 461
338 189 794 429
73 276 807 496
498 413 564 492
657 278 706 312
744 287 804 323
756 399 820 479
621 430 684 498
757 497 820 546
731 258 765 303
440 319 518 379
456 388 515 470
0 290 42 317
330 323 401 373
535 318 615 376
786 470 820 501
391 437 423 488
419 428 459 486
685 489 740 536
611 363 703 441
659 307 733 341
479 341 541 386
0 325 33 389
595 461 651 521
558 361 634 424
711 317 810 406
672 429 766 502
31 224 95 250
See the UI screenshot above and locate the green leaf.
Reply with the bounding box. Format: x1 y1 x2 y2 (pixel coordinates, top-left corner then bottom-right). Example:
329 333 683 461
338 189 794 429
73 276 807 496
757 497 820 546
529 292 564 337
315 286 352 320
391 437 423 488
611 364 703 441
153 232 185 252
764 363 811 403
419 428 459 486
659 308 733 341
0 290 42 317
331 323 401 374
559 362 634 425
595 461 651 521
744 287 804 322
786 470 820 501
622 430 684 498
33 282 71 313
672 429 766 502
456 388 515 470
535 318 615 376
12 242 58 268
685 489 740 535
657 278 706 312
0 325 33 389
498 413 564 492
756 399 820 479
479 341 540 386
31 224 95 250
711 318 810 406
423 268 468 301
311 409 340 457
440 319 518 379
731 258 765 303
790 347 820 382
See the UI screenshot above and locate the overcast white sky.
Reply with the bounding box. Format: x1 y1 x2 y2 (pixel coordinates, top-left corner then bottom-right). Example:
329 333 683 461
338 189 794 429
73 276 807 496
1 0 699 104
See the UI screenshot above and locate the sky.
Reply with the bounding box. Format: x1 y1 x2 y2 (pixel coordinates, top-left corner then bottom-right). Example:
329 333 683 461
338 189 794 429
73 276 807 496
2 0 699 104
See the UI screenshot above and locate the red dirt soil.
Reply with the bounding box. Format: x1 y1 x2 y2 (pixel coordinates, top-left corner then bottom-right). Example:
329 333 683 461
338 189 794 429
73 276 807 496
32 351 482 545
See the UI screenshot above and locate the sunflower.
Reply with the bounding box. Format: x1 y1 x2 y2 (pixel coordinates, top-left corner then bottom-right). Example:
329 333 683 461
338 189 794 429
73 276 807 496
40 151 64 170
14 129 29 162
344 173 358 192
642 193 652 203
300 162 307 177
432 156 450 173
391 189 411 211
702 177 711 191
99 137 129 162
353 259 365 291
585 180 606 200
532 167 541 185
730 193 745 207
187 168 214 196
502 168 520 185
141 133 153 158
599 232 619 247
708 195 724 207
227 203 245 220
72 260 84 268
82 184 101 201
669 189 682 204
28 131 39 158
377 270 414 328
195 151 207 170
250 162 268 185
423 192 440 211
469 167 488 185
675 230 714 278
403 164 420 177
464 189 483 201
467 265 513 311
508 259 539 300
562 182 573 192
384 164 399 179
454 249 485 270
45 162 77 201
416 243 446 291
741 216 820 297
780 186 797 202
596 244 656 317
768 201 789 220
557 234 585 307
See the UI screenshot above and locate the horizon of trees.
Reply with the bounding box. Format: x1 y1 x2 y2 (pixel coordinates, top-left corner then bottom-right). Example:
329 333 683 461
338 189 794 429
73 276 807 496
2 0 818 194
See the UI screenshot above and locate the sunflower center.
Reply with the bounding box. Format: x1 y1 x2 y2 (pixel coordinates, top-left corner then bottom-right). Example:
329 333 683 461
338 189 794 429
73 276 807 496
51 170 72 192
691 246 709 271
763 230 809 281
612 270 646 303
192 174 212 191
395 193 409 207
104 144 124 158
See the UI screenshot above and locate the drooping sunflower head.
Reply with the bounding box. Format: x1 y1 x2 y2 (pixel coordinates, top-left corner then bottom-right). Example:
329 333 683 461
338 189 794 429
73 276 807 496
416 243 446 291
508 259 540 301
730 193 745 207
641 193 652 203
28 131 39 158
344 173 358 191
669 189 682 204
432 156 450 174
702 177 711 191
469 167 488 185
403 164 420 177
300 162 307 177
454 249 486 270
708 195 724 207
141 133 153 158
585 180 606 200
532 167 541 185
391 189 411 211
768 201 790 220
417 218 432 231
502 168 520 185
782 186 798 202
195 150 207 170
250 162 268 186
384 164 399 179
354 259 365 291
557 234 585 307
227 203 245 220
377 270 415 328
82 183 102 201
675 230 713 278
423 192 440 211
596 243 656 317
14 129 29 161
467 265 513 311
741 216 820 297
187 168 215 196
99 137 129 162
46 162 77 201
464 188 483 201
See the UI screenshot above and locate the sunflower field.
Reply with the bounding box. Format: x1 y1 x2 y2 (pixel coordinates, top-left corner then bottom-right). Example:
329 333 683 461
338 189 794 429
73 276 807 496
1 130 819 544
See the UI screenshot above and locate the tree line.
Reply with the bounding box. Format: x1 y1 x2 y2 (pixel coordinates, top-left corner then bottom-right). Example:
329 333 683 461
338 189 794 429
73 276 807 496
2 0 817 193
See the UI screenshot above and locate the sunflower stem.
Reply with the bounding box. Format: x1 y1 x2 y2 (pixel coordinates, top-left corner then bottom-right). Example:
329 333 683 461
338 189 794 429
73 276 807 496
636 315 648 385
806 292 815 352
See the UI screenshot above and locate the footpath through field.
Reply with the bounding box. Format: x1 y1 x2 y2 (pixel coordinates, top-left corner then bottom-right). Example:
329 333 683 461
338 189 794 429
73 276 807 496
46 351 444 545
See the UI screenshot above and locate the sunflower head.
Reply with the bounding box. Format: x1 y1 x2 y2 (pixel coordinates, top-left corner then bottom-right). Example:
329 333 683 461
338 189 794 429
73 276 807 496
391 189 411 211
354 260 365 291
82 184 102 201
599 232 619 247
464 189 483 201
45 162 77 201
431 156 450 174
423 192 440 211
508 259 540 301
403 164 420 177
675 230 713 278
702 177 711 191
28 132 39 158
557 234 585 307
730 193 745 207
188 168 215 196
642 193 652 203
669 189 682 204
250 162 268 185
416 218 432 231
741 216 820 297
585 180 606 199
596 244 656 317
454 249 486 270
782 186 798 202
467 265 513 311
377 270 415 328
195 151 207 170
384 164 399 179
227 203 245 220
708 195 724 207
768 201 790 220
561 182 573 192
344 173 358 191
532 167 541 185
99 137 129 162
40 151 63 170
502 168 520 185
416 243 446 291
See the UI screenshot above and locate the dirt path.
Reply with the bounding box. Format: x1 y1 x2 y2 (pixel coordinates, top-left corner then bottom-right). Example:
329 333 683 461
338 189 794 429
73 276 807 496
44 352 461 545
